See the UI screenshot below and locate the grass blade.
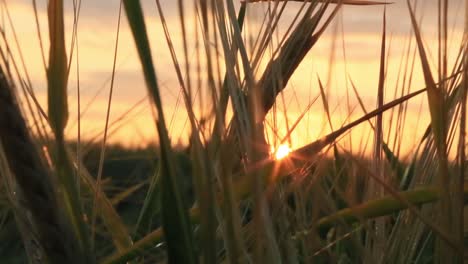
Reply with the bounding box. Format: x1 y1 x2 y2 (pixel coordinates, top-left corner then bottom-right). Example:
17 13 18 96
135 166 161 238
158 123 197 264
244 0 390 5
122 1 197 263
316 183 468 234
67 148 134 254
382 143 409 186
406 0 460 258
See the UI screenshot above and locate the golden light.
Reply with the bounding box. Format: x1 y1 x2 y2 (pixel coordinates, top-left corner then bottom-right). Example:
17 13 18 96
272 144 291 160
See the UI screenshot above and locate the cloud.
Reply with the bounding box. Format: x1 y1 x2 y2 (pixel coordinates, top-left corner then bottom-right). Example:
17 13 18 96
6 0 465 149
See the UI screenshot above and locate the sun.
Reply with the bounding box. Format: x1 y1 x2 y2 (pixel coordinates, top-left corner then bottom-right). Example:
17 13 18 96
271 144 291 160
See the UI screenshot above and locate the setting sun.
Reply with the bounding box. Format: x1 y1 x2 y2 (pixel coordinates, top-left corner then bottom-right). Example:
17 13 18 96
272 144 291 160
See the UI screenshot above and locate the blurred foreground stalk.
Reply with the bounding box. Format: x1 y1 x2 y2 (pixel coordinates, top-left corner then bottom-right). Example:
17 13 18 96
0 66 89 263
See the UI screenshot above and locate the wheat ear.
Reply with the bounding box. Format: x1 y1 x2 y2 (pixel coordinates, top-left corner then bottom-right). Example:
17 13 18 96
0 66 87 264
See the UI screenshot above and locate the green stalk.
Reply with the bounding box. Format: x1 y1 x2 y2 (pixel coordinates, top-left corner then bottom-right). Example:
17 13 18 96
123 1 197 263
315 184 468 233
406 0 460 259
47 0 93 261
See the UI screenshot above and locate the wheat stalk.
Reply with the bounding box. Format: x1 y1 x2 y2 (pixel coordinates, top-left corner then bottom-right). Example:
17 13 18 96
0 65 89 263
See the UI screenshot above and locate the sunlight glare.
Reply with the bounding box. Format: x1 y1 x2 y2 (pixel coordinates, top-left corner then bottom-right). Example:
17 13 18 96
272 144 291 160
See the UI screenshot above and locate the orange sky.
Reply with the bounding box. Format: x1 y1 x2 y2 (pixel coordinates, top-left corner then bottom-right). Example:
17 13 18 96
5 0 465 157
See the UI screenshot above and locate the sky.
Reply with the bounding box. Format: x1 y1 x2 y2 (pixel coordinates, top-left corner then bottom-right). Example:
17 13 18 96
4 0 466 157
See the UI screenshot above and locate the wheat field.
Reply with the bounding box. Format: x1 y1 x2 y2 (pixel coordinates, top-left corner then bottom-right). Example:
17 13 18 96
0 0 466 263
